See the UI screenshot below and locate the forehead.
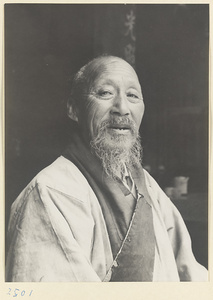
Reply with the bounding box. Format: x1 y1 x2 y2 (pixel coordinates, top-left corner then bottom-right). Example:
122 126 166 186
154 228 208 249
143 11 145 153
88 58 141 88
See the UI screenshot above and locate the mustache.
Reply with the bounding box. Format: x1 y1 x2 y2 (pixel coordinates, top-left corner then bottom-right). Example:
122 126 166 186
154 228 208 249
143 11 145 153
99 116 137 133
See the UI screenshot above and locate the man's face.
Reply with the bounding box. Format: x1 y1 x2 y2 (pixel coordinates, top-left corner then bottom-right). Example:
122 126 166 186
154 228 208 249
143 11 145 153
78 58 145 149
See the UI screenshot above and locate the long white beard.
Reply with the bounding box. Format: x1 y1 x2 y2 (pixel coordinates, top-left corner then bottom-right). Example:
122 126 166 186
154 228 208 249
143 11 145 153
90 116 143 180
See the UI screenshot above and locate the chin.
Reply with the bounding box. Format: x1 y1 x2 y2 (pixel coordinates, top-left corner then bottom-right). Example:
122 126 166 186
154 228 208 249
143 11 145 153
105 133 135 150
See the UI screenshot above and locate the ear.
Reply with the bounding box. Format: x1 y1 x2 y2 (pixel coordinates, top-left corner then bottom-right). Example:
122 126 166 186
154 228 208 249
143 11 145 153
67 102 79 122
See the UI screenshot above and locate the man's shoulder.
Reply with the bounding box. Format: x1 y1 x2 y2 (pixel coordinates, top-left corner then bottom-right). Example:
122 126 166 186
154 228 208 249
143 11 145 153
143 168 179 220
143 168 171 207
143 168 161 191
16 156 90 204
36 156 88 186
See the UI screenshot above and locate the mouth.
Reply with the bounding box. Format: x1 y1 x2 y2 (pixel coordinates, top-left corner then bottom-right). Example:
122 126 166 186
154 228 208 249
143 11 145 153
108 124 131 134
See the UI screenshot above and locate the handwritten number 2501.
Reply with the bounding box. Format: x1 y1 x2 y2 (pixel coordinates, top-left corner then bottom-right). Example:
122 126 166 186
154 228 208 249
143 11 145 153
7 288 33 297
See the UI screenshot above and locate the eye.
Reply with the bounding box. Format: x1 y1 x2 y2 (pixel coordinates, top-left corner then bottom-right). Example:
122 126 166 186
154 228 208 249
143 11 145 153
97 89 114 99
127 93 139 99
99 90 112 96
126 91 141 103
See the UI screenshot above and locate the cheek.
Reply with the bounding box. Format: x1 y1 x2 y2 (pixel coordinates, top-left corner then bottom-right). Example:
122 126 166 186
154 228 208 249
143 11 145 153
132 103 145 127
85 99 110 134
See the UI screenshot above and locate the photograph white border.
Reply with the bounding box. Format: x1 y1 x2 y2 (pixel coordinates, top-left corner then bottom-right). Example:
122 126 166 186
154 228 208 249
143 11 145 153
0 1 212 299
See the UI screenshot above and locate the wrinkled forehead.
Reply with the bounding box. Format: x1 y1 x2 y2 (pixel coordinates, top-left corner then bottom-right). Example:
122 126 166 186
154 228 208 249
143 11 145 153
86 57 141 88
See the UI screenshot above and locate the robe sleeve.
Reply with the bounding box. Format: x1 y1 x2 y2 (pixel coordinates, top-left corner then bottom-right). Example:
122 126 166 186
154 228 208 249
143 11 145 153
144 170 208 281
162 197 208 281
6 183 101 282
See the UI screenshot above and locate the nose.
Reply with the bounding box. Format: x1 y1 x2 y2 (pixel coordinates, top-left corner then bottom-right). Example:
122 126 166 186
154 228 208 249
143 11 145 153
110 94 130 116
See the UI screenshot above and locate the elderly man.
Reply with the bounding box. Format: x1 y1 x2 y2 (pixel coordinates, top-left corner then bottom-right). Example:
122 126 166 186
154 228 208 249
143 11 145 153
6 55 207 282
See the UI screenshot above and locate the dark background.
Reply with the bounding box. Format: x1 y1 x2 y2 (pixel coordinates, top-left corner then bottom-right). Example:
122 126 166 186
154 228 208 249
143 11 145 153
5 4 209 268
